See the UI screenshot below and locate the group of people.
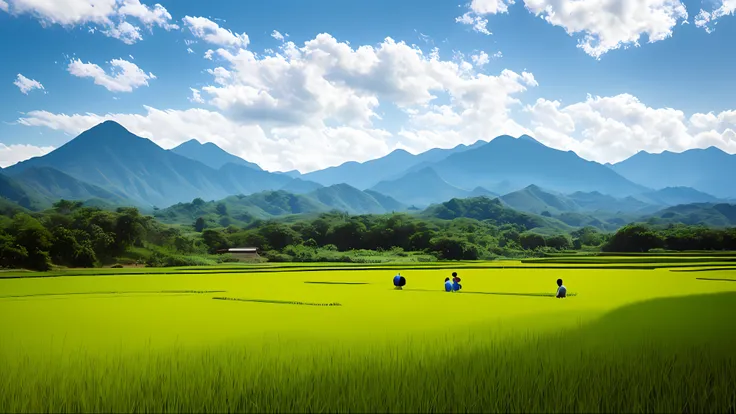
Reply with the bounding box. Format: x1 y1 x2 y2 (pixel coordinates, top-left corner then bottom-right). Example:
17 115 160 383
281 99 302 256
393 272 567 298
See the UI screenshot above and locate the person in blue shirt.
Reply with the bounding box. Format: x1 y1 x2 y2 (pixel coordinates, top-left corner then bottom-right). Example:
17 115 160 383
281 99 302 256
556 278 567 298
451 272 462 292
444 277 453 292
393 273 406 290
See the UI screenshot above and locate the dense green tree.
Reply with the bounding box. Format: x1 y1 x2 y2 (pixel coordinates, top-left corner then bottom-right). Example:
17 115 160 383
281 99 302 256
603 224 665 252
202 229 230 254
194 217 206 232
519 232 546 250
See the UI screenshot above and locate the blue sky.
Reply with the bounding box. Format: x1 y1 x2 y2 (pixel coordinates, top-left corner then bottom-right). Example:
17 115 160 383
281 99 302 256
1 0 735 172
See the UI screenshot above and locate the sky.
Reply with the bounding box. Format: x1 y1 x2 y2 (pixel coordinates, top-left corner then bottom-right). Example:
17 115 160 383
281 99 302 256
1 0 735 173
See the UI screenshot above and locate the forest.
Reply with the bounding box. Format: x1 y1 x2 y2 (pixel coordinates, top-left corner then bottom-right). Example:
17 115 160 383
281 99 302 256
2 199 736 271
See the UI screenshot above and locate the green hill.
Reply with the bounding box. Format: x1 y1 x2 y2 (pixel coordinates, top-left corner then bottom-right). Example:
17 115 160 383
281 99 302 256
500 184 580 214
155 185 406 228
420 196 572 233
643 203 736 227
0 172 45 210
12 166 129 207
308 184 405 214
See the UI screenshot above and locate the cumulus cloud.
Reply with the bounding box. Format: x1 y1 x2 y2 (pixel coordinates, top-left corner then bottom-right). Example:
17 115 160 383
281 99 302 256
15 34 538 171
0 143 55 168
458 0 689 59
0 0 178 44
15 107 395 173
197 34 536 135
14 73 45 94
182 16 249 49
456 0 515 34
204 49 214 60
271 30 286 41
189 88 204 103
471 51 490 67
67 57 155 92
524 94 736 163
695 0 736 33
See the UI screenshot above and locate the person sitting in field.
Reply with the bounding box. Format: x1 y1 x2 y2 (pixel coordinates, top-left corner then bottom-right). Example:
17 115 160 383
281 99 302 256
451 272 462 292
393 273 406 290
556 278 567 298
444 277 453 292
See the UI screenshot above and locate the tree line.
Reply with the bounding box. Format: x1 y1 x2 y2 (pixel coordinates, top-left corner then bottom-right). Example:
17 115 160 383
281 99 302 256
2 199 736 271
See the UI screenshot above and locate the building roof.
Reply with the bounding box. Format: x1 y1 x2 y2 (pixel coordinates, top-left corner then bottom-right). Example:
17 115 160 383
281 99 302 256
220 247 258 253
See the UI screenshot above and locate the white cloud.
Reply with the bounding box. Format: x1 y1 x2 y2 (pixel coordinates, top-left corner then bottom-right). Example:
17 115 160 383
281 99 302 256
695 0 736 33
0 143 55 168
182 16 249 49
67 58 155 92
0 0 177 44
189 88 204 103
493 51 503 58
197 34 535 134
15 107 394 173
14 74 45 94
271 30 286 41
204 49 214 60
458 0 689 59
471 51 490 67
456 0 515 34
525 94 736 164
16 34 538 172
455 12 492 35
187 47 194 54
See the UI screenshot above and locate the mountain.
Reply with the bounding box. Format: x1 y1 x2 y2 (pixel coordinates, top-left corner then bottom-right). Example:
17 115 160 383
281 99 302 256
428 135 648 197
303 140 486 190
500 184 580 214
567 191 656 214
610 147 736 198
155 190 328 226
5 121 235 208
12 166 129 207
364 190 406 212
420 196 571 233
635 186 721 206
217 163 294 196
468 187 498 198
308 183 405 214
0 171 45 210
156 185 406 226
170 139 262 171
276 170 302 178
370 167 472 207
279 178 324 194
644 203 736 227
4 121 314 208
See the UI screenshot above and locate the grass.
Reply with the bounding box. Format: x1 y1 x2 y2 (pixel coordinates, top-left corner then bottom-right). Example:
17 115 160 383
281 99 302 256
0 261 735 412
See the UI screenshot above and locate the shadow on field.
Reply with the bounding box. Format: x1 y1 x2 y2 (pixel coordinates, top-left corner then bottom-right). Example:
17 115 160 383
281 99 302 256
671 267 736 272
695 277 736 282
304 281 370 285
402 288 577 298
212 296 342 307
0 290 225 300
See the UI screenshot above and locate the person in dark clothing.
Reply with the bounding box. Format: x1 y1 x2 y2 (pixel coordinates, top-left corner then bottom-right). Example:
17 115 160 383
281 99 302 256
393 273 406 289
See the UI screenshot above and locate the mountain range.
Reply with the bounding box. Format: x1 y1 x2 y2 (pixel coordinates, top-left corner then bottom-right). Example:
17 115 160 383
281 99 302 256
1 120 735 228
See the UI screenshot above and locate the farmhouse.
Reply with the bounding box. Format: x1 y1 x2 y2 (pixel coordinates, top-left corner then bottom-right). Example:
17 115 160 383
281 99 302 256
216 247 260 262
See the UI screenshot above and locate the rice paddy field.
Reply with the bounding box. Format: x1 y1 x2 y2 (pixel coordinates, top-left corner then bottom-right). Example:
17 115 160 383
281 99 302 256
1 256 735 413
